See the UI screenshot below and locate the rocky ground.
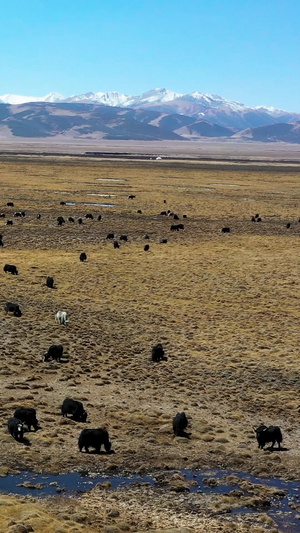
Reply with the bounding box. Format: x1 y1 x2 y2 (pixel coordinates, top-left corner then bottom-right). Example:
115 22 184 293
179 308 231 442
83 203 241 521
1 155 300 531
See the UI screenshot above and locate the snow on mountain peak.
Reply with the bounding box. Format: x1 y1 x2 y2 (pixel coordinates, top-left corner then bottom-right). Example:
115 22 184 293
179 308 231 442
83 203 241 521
65 91 129 106
43 92 65 102
0 89 292 122
254 105 286 116
182 91 246 111
0 92 64 104
122 88 183 107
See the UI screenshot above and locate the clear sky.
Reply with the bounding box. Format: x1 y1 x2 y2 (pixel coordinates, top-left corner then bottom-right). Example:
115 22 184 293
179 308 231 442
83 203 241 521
0 0 299 111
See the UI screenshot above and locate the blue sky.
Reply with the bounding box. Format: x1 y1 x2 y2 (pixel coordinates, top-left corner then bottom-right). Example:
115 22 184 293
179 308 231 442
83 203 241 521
0 0 299 110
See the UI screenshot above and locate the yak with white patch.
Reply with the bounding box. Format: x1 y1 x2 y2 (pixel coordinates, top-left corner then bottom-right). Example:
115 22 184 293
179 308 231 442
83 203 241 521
14 408 39 431
8 417 24 441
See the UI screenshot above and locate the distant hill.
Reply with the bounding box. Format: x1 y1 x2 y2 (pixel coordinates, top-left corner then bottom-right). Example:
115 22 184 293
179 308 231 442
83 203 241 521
174 120 235 138
233 122 300 143
0 102 233 141
0 103 182 141
1 87 300 130
0 101 300 143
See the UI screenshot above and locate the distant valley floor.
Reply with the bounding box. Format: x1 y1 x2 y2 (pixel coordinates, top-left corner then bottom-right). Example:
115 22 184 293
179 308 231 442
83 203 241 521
1 138 300 162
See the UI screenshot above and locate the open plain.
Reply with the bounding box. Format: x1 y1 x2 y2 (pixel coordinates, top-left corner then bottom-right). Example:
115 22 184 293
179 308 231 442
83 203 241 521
1 154 300 532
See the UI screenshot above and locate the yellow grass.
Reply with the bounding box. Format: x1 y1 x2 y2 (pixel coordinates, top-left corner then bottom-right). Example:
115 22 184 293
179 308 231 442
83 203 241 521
0 155 300 531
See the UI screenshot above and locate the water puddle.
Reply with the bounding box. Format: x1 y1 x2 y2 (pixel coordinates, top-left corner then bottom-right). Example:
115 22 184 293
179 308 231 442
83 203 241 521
185 469 299 532
87 194 117 197
0 471 153 497
62 202 115 207
83 203 115 207
0 468 299 530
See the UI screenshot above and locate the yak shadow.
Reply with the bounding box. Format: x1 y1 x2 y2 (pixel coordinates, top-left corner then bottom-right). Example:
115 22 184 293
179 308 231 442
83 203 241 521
265 446 289 452
25 426 42 433
83 449 115 455
20 437 31 446
174 431 191 439
42 359 69 364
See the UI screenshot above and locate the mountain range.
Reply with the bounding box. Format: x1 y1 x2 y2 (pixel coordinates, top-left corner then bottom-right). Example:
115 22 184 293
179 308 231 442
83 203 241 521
0 88 300 142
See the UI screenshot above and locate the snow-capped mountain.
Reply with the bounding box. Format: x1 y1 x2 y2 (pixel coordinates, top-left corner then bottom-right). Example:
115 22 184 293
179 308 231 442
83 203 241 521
176 92 246 112
0 88 299 130
254 105 286 117
0 92 64 105
0 99 299 142
64 88 249 114
0 87 251 110
124 88 182 107
63 88 182 107
64 91 128 106
60 88 300 128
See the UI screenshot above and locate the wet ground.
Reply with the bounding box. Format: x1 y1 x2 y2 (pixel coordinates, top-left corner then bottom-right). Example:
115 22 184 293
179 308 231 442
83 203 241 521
1 467 300 532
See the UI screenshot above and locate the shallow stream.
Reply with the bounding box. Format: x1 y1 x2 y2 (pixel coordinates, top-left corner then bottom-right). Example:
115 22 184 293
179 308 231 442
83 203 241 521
0 468 299 531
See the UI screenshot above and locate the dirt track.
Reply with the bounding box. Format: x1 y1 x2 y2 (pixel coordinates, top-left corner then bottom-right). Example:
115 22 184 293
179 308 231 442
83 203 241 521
1 156 300 531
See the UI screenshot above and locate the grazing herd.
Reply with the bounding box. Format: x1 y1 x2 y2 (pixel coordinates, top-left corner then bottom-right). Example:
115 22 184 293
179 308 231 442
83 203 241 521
2 196 285 461
7 395 281 451
7 398 113 455
7 394 188 452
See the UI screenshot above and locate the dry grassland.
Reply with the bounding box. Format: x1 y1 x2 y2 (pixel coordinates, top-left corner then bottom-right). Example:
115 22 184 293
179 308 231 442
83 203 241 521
1 489 277 533
0 156 300 532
